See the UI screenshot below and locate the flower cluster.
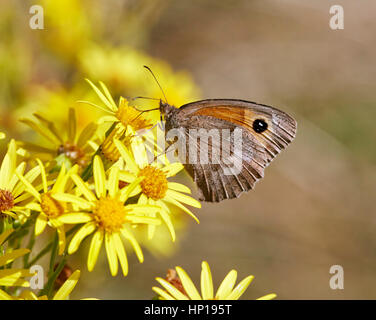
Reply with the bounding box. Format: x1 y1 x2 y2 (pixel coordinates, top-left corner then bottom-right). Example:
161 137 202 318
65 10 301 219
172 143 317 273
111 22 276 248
0 80 275 300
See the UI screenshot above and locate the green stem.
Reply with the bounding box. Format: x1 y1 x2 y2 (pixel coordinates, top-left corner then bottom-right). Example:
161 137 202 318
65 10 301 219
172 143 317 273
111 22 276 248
40 254 67 299
25 225 80 268
81 122 117 181
48 231 59 276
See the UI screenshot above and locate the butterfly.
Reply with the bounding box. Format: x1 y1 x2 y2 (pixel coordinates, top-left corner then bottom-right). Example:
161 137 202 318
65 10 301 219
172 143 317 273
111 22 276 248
159 98 297 202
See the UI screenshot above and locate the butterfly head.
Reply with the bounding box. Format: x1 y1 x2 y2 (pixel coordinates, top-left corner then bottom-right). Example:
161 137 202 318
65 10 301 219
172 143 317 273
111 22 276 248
159 100 176 119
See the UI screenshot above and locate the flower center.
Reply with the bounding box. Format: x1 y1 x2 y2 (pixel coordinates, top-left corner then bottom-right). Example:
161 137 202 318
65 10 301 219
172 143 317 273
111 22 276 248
41 193 64 218
58 142 87 167
0 189 14 213
116 102 152 131
138 166 168 200
93 197 127 233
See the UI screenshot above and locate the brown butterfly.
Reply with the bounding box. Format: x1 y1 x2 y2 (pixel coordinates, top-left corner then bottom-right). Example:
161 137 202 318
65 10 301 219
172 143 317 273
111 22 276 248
159 99 297 202
142 66 297 202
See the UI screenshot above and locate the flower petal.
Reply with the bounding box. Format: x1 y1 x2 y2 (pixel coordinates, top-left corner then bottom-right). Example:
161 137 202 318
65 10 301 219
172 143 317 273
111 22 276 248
68 222 96 254
57 213 93 224
155 277 189 300
53 270 81 300
120 227 144 263
201 261 214 300
88 230 104 272
152 286 175 300
215 270 237 299
166 190 201 208
93 156 106 198
114 139 139 174
35 214 48 236
167 182 191 194
112 233 128 276
71 174 96 202
176 266 202 300
257 293 277 300
225 275 254 300
105 233 118 276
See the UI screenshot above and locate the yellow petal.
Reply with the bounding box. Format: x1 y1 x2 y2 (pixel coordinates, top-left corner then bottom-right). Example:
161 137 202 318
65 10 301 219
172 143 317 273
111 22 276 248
0 140 16 189
93 156 106 198
176 266 202 300
53 270 81 300
257 293 277 300
36 159 48 193
201 261 214 300
108 166 119 198
88 230 104 272
225 275 254 300
0 289 13 300
77 123 98 148
215 270 237 299
105 233 118 276
68 108 77 144
163 196 200 224
155 277 189 300
68 222 96 254
120 228 143 263
166 190 201 208
0 229 13 246
114 139 139 174
112 233 128 276
71 174 96 202
161 162 184 177
57 225 66 255
35 214 48 236
16 172 41 202
99 81 118 111
51 164 67 194
167 182 191 194
152 287 175 300
52 193 92 210
57 213 93 224
0 249 30 267
85 79 116 112
156 200 176 242
119 176 144 202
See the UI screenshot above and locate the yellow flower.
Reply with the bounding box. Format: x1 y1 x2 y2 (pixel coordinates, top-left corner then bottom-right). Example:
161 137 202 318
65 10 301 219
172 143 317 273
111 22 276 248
78 44 201 109
0 140 41 220
0 132 5 140
17 161 76 255
0 229 32 300
153 261 277 300
115 138 201 242
80 79 154 131
19 108 98 169
79 80 158 164
55 155 161 276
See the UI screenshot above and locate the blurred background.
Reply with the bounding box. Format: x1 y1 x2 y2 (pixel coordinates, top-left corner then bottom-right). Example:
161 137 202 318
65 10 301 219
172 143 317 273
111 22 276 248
1 0 375 299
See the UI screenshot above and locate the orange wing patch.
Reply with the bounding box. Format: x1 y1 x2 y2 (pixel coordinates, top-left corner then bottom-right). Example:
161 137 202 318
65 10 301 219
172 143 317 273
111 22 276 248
193 106 268 131
193 105 272 149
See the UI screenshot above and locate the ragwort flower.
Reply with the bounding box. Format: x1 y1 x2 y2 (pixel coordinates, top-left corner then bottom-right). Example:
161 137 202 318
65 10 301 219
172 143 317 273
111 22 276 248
153 261 277 300
17 161 76 254
19 108 98 169
55 155 161 276
0 140 41 220
115 138 201 242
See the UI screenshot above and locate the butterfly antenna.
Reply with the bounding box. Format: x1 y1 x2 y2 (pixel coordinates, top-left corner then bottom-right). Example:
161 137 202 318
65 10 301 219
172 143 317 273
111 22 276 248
143 65 168 104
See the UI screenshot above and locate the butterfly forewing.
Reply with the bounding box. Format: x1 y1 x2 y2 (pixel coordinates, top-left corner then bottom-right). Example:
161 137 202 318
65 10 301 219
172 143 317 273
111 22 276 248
165 99 297 202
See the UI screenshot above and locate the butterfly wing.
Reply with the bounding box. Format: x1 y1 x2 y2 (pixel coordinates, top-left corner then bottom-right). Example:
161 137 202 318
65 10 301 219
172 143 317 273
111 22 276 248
167 99 297 202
